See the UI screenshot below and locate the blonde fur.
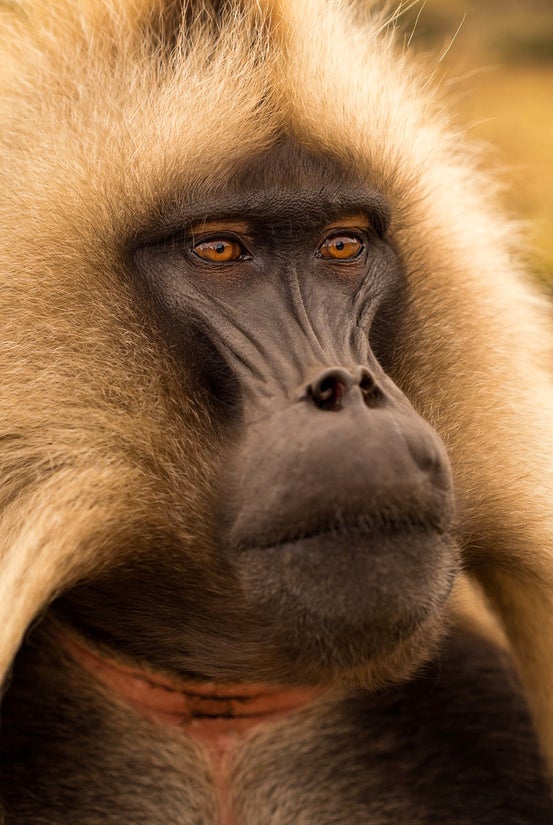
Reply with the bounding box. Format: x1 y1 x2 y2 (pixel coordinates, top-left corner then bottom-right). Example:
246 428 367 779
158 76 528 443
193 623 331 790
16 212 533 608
2 0 553 784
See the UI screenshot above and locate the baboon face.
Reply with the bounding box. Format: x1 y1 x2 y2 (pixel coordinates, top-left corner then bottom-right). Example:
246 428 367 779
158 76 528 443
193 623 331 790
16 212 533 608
57 139 458 687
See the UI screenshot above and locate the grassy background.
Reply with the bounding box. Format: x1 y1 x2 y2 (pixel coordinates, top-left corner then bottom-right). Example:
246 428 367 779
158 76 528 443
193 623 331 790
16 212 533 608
398 0 553 284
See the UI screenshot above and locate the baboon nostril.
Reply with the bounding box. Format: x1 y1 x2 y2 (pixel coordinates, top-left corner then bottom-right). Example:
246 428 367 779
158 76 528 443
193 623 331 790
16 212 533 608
359 369 383 408
309 373 347 411
306 367 382 412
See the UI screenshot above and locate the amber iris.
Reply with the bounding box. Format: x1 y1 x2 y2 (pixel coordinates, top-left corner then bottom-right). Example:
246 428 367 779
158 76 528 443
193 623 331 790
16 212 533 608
193 238 244 263
319 234 363 260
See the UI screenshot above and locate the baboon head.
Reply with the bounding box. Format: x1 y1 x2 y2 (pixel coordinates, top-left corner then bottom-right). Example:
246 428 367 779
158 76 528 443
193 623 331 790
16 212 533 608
59 134 457 687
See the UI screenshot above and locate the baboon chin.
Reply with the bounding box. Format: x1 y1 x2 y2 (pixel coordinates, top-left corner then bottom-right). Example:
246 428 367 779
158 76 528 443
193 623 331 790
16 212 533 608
1 1 553 823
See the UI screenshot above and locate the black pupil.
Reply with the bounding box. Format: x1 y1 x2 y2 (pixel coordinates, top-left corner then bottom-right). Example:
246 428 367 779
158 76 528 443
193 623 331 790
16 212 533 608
216 243 226 254
336 240 345 250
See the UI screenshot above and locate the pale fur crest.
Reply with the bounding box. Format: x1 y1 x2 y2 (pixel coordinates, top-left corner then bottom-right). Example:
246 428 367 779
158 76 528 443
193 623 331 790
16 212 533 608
2 0 553 774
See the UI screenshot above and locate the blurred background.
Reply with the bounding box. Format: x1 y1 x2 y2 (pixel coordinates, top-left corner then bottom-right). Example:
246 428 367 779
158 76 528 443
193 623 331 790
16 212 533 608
398 0 553 286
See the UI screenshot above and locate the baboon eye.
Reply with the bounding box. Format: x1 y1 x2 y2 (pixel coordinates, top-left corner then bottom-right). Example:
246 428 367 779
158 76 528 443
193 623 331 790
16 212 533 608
193 237 246 263
318 233 364 261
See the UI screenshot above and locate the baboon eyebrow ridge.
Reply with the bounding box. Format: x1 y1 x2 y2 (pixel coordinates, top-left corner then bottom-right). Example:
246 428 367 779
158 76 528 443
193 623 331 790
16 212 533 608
134 188 391 246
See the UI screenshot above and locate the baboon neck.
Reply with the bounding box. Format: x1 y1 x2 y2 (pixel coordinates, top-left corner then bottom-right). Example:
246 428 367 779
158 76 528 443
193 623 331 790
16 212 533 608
58 630 325 757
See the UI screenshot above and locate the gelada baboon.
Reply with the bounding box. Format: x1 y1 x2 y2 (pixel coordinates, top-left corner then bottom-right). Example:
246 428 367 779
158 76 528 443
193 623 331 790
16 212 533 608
1 0 553 822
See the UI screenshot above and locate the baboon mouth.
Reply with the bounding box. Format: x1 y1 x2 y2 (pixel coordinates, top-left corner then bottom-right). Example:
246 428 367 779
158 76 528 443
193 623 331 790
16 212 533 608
236 513 446 554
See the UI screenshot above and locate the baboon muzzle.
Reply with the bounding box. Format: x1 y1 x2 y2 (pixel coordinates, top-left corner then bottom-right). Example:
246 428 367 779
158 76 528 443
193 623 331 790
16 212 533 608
221 358 454 555
216 353 457 651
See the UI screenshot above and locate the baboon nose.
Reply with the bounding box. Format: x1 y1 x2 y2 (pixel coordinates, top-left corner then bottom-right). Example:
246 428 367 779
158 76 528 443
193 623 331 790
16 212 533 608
306 367 383 412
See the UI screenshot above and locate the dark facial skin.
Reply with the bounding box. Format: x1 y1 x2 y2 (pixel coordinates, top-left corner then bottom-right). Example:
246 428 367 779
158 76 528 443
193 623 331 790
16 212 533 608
54 141 458 687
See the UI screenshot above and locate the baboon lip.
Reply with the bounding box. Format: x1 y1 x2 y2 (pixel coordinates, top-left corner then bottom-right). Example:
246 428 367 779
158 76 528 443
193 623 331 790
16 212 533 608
58 631 324 752
237 513 444 553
